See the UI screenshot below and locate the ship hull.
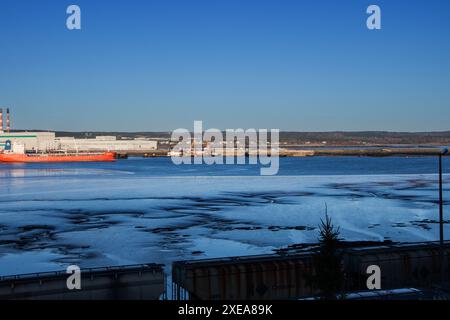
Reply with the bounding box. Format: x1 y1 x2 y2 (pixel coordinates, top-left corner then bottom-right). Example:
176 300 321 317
0 152 116 163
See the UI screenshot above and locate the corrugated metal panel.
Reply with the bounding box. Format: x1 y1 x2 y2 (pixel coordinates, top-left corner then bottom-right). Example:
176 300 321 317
173 242 450 300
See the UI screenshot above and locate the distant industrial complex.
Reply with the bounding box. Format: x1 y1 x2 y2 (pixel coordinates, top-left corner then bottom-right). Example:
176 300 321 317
0 109 158 154
1 108 448 159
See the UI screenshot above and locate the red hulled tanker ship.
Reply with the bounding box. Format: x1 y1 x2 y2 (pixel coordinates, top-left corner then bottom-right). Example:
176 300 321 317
0 151 116 163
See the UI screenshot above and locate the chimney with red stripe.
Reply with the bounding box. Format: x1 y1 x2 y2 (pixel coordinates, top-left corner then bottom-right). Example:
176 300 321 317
6 108 10 133
0 108 3 133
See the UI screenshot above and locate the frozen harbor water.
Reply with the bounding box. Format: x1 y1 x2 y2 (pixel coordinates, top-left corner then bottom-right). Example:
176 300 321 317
0 156 449 276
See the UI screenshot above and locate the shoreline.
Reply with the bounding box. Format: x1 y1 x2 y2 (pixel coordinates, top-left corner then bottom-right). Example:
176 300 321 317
117 147 450 158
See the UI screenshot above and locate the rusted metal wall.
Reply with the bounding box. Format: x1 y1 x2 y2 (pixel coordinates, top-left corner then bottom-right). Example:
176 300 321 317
173 242 450 300
344 242 450 290
173 254 316 300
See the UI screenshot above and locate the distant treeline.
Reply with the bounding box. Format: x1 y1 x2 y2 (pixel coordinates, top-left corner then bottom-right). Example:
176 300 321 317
279 131 450 145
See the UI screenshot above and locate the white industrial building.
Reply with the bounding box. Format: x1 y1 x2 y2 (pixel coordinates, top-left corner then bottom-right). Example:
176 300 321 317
57 136 158 152
0 132 59 151
0 133 158 152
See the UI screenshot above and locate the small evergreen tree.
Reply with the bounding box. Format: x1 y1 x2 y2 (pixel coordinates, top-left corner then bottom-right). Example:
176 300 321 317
310 212 345 299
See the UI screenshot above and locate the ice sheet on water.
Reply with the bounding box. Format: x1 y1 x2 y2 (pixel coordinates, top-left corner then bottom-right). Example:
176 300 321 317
0 170 449 276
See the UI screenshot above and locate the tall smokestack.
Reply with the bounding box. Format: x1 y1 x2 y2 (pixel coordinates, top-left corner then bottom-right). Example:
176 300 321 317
0 108 3 133
6 108 10 133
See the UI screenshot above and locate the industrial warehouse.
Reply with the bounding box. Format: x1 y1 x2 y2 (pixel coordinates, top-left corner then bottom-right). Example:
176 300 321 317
0 109 158 153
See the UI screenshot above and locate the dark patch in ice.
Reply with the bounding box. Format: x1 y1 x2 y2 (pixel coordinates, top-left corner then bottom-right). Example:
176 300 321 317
54 250 100 265
234 226 263 231
0 225 57 250
146 226 191 234
411 222 432 230
325 181 450 205
412 219 450 224
392 222 409 228
391 218 449 230
19 225 55 232
268 225 315 232
64 211 121 231
409 219 450 231
393 179 433 190
223 191 314 205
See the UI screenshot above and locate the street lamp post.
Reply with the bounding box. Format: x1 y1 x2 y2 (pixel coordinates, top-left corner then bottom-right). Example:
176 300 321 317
439 148 448 284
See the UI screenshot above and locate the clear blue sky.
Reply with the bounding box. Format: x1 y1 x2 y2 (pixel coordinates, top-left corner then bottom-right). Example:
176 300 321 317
0 0 449 132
